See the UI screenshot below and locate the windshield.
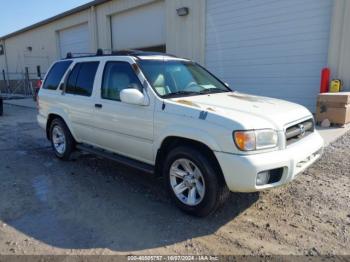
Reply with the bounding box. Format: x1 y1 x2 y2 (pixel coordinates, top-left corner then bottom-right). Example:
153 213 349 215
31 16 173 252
137 60 231 98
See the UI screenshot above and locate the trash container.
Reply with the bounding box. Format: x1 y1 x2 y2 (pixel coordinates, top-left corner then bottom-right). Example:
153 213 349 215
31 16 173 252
0 96 3 116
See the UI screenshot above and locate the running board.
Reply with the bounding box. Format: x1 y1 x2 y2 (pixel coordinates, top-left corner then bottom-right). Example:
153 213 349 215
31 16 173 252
76 144 154 174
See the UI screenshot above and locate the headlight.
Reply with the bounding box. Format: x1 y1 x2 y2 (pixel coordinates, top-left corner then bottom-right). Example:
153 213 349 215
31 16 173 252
234 129 278 151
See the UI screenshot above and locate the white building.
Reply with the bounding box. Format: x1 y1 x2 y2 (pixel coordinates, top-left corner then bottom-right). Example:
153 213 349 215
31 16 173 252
0 0 349 111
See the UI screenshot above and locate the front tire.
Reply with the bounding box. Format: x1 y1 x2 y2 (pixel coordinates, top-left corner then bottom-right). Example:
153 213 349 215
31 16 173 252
163 146 229 217
49 118 75 160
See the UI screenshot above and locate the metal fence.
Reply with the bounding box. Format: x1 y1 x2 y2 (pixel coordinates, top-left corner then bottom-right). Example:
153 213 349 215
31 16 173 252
0 69 46 99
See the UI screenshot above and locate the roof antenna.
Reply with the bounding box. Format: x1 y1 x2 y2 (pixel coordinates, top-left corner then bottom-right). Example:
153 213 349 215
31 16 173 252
66 52 72 59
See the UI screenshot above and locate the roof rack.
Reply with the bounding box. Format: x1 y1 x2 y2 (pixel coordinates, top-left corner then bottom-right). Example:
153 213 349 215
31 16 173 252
64 49 177 60
65 51 100 59
111 49 177 57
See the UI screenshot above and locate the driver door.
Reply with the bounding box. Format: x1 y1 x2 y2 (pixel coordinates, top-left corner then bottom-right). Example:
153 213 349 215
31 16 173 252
92 60 154 164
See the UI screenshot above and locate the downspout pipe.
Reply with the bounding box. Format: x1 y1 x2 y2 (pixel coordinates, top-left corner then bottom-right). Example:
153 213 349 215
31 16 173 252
3 39 10 87
90 5 99 52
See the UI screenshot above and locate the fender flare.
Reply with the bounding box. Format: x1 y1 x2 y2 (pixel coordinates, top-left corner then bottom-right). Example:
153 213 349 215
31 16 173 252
46 108 79 142
154 125 222 157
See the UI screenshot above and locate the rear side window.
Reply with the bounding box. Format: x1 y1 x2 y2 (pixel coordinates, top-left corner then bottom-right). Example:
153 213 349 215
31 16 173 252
66 64 80 94
65 62 99 96
43 60 72 90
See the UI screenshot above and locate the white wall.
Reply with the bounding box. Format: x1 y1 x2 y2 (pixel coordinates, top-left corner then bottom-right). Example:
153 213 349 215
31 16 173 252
94 0 156 52
1 0 348 106
58 23 90 58
205 0 333 111
165 0 206 64
0 41 6 74
2 9 91 80
328 0 350 90
94 0 205 63
110 1 165 50
0 0 206 81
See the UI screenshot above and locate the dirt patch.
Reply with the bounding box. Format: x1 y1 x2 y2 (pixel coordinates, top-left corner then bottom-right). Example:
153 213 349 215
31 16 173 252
0 105 349 255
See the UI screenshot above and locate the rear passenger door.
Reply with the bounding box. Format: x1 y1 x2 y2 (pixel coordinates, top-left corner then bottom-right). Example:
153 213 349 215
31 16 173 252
63 61 99 143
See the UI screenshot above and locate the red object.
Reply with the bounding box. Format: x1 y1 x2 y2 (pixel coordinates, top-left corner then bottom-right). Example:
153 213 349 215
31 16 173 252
36 79 42 89
34 79 42 104
320 68 330 93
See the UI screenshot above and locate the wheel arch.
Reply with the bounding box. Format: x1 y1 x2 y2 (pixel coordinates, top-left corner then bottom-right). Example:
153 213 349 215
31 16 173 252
46 112 77 141
155 136 224 181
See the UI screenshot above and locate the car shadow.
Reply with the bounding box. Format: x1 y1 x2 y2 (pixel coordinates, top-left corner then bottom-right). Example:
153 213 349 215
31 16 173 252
1 146 259 252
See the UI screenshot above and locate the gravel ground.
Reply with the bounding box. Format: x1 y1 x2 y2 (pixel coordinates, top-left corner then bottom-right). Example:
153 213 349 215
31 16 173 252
0 104 349 256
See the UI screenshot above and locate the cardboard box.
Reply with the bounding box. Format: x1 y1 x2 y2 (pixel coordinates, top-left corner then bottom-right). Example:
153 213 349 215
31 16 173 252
317 92 350 104
316 92 350 125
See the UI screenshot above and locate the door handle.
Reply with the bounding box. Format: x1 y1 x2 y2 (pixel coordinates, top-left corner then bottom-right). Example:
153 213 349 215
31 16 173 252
95 104 102 108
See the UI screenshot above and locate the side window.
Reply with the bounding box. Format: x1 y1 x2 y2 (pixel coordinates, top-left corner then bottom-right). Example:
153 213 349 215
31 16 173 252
101 62 142 101
66 64 80 94
43 60 72 90
75 62 99 96
65 62 99 96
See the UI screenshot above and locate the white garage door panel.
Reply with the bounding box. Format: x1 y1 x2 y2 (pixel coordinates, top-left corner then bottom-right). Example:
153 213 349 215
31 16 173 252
111 2 165 50
206 0 334 111
59 23 89 58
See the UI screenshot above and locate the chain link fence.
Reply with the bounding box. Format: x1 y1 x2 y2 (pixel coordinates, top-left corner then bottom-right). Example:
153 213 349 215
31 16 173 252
0 69 46 99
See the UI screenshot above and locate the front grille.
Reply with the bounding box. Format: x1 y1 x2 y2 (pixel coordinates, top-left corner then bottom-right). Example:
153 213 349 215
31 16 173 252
285 119 314 146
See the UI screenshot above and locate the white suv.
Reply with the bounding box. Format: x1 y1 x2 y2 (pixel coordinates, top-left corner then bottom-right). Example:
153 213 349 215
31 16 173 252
37 50 324 216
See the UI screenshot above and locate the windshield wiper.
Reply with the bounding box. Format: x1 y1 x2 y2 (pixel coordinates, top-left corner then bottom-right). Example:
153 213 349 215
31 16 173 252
162 88 229 98
198 88 229 95
162 91 199 98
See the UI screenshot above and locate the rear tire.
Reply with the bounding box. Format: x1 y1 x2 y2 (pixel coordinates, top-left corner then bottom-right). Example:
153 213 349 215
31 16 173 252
163 145 229 217
49 118 75 160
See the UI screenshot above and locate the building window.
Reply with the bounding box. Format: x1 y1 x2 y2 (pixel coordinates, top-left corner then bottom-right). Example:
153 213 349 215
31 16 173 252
0 44 4 55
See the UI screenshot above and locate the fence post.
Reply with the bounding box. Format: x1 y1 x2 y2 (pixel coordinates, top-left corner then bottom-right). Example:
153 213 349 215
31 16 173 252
0 70 3 115
25 67 30 96
0 95 3 116
36 65 42 79
3 69 10 90
1 69 5 95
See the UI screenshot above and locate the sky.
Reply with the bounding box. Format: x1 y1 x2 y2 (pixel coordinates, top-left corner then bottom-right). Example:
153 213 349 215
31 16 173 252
0 0 92 37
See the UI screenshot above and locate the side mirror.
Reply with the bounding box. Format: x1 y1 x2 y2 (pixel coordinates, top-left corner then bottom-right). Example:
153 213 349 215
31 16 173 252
128 83 142 91
120 88 145 105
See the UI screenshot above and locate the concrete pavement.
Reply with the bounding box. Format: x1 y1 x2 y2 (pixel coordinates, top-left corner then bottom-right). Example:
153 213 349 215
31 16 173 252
3 97 36 109
317 123 350 146
0 103 349 255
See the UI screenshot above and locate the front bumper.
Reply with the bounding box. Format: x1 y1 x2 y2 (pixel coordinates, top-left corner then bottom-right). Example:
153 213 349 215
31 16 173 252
215 131 324 192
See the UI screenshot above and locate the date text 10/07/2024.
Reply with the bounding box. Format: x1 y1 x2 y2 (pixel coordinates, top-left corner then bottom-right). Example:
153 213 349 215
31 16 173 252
127 255 219 261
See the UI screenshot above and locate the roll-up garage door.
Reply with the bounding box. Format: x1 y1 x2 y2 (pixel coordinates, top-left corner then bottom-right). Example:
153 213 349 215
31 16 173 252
59 23 90 58
206 0 334 111
111 1 165 51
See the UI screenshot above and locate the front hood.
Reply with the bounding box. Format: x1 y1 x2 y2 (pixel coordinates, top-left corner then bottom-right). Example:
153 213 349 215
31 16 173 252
171 92 312 130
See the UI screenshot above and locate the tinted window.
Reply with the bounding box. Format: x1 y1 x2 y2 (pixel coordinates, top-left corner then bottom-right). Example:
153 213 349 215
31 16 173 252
43 60 72 90
65 62 99 96
101 62 142 101
75 62 99 96
66 64 81 94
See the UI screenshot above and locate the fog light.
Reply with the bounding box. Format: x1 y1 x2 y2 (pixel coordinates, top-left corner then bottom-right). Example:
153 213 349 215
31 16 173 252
256 171 270 186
